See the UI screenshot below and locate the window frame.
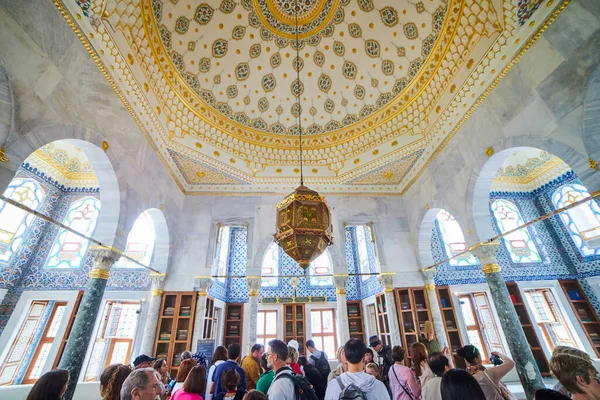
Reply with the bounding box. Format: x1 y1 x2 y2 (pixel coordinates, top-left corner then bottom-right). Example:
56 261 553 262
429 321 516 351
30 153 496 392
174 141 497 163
0 301 51 386
0 178 46 262
436 210 478 266
552 183 600 257
524 288 577 350
458 293 507 363
22 302 67 384
83 300 140 382
309 308 338 360
256 310 278 347
491 199 542 263
45 196 101 269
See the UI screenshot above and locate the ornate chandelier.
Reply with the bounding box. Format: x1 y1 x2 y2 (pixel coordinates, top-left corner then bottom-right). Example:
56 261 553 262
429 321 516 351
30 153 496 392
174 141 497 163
274 0 333 270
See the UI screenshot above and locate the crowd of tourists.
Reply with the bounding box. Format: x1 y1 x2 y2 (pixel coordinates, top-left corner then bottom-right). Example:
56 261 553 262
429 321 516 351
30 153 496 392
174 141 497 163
23 324 600 400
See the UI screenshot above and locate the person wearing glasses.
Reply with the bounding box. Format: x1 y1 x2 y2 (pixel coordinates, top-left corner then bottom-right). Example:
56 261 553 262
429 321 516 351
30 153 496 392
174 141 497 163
265 339 295 400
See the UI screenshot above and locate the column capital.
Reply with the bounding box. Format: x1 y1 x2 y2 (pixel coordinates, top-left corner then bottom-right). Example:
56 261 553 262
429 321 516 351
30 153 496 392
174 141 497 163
378 272 395 293
471 241 501 274
89 246 121 270
247 276 261 297
195 276 213 296
422 268 436 286
333 275 348 295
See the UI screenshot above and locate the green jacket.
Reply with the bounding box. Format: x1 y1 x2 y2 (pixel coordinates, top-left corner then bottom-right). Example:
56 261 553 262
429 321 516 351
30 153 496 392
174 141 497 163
419 335 441 354
256 370 274 394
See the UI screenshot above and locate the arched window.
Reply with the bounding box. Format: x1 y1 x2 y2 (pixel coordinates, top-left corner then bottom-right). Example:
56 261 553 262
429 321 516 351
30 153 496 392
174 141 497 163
308 251 333 286
437 210 478 266
0 179 45 262
115 211 156 268
213 225 232 283
552 184 600 257
46 196 100 268
261 243 279 287
491 199 542 263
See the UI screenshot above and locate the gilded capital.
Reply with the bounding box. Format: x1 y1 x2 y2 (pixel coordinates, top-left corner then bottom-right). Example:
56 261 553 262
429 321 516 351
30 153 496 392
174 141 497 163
89 246 121 270
151 289 164 297
247 276 261 298
378 272 395 293
470 241 500 266
150 272 167 289
482 263 502 274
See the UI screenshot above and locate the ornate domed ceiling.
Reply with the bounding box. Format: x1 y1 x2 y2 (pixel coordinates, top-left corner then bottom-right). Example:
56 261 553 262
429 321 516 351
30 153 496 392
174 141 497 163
56 0 563 194
153 0 447 135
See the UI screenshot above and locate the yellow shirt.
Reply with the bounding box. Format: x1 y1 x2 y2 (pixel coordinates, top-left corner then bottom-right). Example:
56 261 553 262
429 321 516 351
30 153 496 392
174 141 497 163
241 354 261 390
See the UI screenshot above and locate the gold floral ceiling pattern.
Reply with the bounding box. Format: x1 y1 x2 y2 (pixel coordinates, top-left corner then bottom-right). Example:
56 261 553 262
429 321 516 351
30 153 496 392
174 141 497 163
55 0 566 194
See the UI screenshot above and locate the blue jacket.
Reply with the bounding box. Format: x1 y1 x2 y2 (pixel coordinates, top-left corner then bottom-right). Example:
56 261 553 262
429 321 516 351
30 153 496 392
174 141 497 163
212 360 247 398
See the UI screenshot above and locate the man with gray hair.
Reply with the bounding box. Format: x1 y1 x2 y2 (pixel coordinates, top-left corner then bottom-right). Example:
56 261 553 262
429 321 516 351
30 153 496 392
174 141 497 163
181 350 193 360
120 368 162 400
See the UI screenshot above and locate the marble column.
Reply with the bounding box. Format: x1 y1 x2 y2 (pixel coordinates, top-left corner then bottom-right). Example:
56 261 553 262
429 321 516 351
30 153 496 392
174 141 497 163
139 273 167 356
246 276 261 354
378 273 402 346
59 247 120 400
191 276 214 349
422 269 448 349
471 242 544 400
334 275 350 345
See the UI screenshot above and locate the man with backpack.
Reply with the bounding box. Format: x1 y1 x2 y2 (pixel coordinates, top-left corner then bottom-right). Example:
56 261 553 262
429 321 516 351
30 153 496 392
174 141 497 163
267 339 318 400
324 339 391 400
306 340 331 383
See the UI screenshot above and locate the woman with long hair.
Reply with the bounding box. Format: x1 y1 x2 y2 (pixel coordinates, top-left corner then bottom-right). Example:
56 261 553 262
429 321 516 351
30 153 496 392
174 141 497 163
207 345 228 400
153 358 170 385
26 369 69 400
456 344 516 400
410 342 434 387
100 363 133 400
389 346 420 400
174 356 198 392
441 369 485 400
171 365 207 400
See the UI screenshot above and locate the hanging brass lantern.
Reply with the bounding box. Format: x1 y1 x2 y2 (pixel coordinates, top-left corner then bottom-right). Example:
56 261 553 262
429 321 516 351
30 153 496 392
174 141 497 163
274 185 333 270
274 0 333 270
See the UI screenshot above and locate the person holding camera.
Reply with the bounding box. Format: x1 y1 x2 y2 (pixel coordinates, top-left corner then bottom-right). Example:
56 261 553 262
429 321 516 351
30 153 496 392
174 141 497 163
456 345 517 400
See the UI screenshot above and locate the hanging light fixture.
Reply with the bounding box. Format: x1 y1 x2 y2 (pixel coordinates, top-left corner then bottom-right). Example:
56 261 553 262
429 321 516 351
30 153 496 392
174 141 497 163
274 0 333 271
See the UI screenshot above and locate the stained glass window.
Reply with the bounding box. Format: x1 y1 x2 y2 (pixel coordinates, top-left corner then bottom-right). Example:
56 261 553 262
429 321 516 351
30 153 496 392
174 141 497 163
46 196 100 268
0 179 45 262
552 184 600 257
114 211 155 268
437 210 478 266
491 199 542 263
214 225 231 283
261 243 279 287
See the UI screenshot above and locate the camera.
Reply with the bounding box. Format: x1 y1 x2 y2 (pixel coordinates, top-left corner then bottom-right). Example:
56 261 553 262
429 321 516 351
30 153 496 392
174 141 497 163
490 354 504 366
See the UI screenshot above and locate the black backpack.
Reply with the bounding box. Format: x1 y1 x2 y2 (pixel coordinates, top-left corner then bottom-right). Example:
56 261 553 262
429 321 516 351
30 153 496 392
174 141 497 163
310 352 331 382
273 370 319 400
336 377 367 400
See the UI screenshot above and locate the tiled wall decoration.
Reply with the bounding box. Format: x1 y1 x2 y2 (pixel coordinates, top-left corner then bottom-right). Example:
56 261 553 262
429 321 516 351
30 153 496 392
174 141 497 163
0 167 151 333
433 170 600 292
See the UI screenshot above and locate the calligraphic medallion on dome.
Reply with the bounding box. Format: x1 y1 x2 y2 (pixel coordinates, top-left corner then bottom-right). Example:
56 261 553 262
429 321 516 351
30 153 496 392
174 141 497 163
253 0 341 40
